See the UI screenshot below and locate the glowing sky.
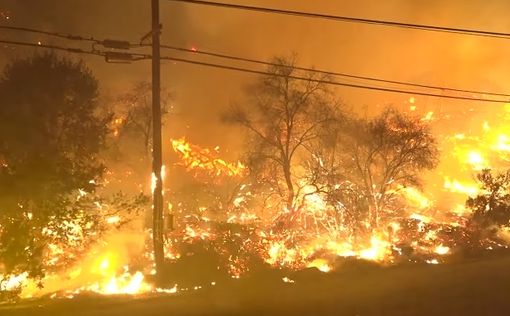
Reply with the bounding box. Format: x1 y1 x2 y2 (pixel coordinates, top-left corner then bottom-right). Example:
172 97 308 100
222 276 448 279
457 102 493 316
2 0 510 153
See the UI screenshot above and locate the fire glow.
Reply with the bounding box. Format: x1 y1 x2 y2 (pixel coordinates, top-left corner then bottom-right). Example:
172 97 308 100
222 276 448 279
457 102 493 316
2 101 510 299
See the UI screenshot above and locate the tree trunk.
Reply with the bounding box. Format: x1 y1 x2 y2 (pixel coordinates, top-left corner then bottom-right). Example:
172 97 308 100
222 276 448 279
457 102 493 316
283 160 294 211
369 194 380 229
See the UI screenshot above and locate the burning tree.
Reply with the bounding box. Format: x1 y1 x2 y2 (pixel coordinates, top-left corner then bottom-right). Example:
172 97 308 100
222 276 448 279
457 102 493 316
0 53 110 281
223 56 342 226
309 107 439 235
169 138 248 218
342 108 438 228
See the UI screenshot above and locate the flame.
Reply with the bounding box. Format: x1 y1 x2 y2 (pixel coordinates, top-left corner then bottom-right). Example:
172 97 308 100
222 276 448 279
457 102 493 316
0 230 163 298
443 177 479 196
1 273 29 292
171 138 246 179
106 215 122 225
399 187 432 209
466 151 487 170
434 245 450 255
359 236 392 261
8 102 510 300
82 270 151 295
162 132 505 276
307 259 331 273
151 165 165 194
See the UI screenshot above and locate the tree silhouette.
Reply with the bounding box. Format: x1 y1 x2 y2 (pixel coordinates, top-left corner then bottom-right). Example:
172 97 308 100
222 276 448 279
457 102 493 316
352 108 438 226
467 169 510 228
224 56 341 226
0 53 110 278
311 107 439 230
115 81 170 157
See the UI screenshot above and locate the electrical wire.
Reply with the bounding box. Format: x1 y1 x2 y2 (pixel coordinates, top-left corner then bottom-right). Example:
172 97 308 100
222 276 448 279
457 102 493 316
0 38 103 56
154 43 510 98
0 25 97 42
167 0 510 39
159 55 510 104
2 32 509 103
5 23 510 97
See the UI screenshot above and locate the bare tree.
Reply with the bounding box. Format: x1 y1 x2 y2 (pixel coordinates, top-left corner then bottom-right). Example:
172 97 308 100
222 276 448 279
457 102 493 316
307 107 438 233
223 56 341 225
339 108 438 228
115 81 171 156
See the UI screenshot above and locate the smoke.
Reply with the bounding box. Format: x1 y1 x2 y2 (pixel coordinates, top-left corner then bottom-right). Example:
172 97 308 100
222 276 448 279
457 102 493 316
3 0 510 153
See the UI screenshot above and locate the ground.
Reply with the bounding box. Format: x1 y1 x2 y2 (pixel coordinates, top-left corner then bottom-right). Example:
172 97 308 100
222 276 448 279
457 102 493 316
2 253 510 316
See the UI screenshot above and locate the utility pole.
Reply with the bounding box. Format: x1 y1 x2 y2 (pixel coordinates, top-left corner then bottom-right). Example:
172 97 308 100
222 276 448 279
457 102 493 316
151 0 165 281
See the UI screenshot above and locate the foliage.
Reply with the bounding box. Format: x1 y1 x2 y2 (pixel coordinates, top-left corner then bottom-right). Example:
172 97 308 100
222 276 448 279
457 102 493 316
0 53 110 278
467 169 510 228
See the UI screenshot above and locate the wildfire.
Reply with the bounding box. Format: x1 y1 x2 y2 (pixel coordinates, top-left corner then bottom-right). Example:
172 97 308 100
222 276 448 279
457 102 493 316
171 138 246 179
434 245 450 255
0 225 161 299
1 261 153 299
5 102 510 301
307 259 331 272
443 177 480 196
82 270 150 295
162 114 510 276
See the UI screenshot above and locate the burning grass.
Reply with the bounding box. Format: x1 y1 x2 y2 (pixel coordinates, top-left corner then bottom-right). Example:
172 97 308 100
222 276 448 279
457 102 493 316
3 103 510 302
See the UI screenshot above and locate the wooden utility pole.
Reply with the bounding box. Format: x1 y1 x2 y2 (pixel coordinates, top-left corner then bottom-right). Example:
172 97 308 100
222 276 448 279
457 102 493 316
151 0 165 280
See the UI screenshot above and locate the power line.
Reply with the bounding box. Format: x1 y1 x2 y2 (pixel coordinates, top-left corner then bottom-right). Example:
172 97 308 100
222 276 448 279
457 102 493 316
0 25 96 42
0 39 103 56
0 25 133 50
2 31 508 103
5 23 510 97
0 39 150 62
160 55 510 104
154 43 510 98
167 0 510 39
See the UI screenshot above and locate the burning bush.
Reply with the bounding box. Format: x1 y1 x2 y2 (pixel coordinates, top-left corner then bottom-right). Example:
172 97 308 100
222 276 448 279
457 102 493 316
0 53 111 280
0 54 150 299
